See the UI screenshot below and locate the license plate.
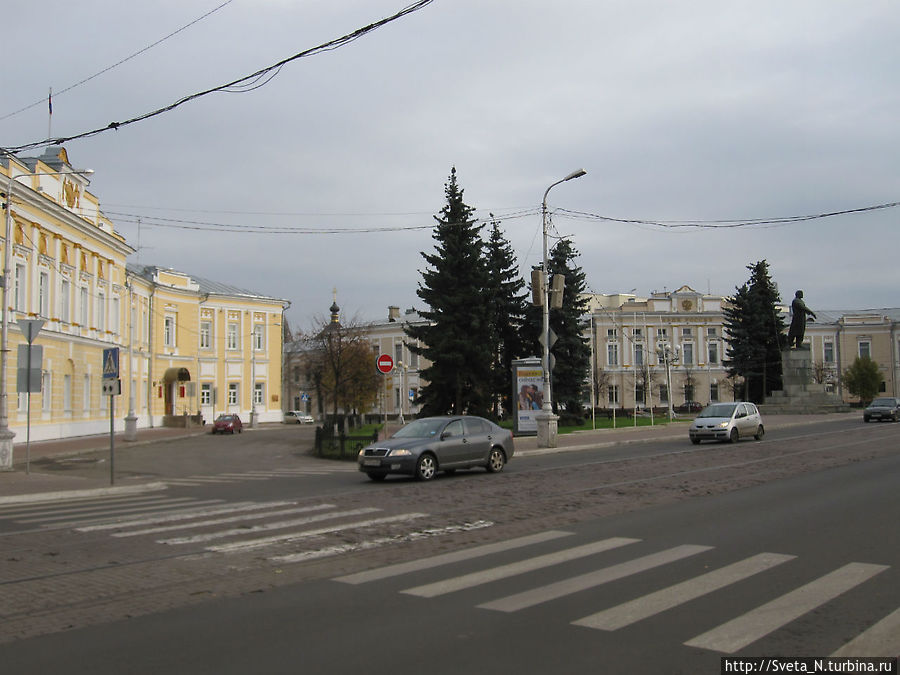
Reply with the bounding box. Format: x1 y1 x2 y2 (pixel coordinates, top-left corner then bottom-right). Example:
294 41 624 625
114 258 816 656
363 459 381 467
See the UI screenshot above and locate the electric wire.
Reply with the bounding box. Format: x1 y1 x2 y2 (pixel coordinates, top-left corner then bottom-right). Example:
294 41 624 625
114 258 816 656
3 0 436 153
0 1 236 122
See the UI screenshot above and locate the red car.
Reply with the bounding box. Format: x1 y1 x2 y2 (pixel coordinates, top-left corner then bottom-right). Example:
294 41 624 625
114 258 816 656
212 414 243 434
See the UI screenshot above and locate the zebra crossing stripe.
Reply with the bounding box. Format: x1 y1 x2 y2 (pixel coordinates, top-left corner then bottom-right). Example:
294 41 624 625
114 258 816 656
571 552 795 630
402 537 641 599
112 503 337 538
14 498 205 524
76 501 298 532
0 494 172 516
334 530 574 585
480 544 712 613
831 606 900 658
206 513 429 553
684 562 889 654
158 507 383 545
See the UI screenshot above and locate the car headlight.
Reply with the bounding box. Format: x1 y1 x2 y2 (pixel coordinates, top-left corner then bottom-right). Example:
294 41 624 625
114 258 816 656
358 448 369 458
717 421 730 428
388 448 412 457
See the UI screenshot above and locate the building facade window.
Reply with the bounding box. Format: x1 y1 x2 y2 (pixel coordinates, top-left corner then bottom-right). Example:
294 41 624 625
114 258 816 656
634 344 644 366
80 287 88 326
858 341 871 359
228 383 238 405
710 381 719 402
60 278 70 322
111 297 119 334
200 321 211 349
683 343 694 366
14 264 25 311
824 341 834 364
227 323 239 350
607 343 619 366
164 316 175 347
97 290 105 330
63 374 72 412
253 324 264 351
201 383 212 406
708 342 719 365
254 382 264 406
608 385 619 405
41 371 51 411
39 271 50 317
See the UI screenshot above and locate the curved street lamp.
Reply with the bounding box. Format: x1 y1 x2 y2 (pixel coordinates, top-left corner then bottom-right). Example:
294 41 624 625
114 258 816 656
0 158 93 469
537 168 586 448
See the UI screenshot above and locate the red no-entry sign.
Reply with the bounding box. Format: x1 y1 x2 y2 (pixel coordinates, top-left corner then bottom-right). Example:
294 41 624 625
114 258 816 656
376 353 394 374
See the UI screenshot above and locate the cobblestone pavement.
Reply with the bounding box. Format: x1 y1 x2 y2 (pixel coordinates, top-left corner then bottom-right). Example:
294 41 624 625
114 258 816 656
2 412 893 645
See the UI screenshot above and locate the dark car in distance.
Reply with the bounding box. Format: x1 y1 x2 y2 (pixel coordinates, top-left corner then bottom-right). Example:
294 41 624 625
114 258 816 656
863 397 900 423
212 413 243 434
358 416 514 482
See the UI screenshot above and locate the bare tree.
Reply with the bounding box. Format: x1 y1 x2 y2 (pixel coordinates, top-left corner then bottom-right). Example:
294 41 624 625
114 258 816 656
306 316 379 431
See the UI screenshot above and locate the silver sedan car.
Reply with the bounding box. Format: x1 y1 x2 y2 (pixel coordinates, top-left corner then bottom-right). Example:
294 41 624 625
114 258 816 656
689 402 764 444
358 416 514 481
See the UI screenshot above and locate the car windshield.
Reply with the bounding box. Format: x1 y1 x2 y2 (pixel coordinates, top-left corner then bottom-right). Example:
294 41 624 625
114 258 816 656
870 398 896 406
698 403 737 418
392 418 448 438
217 415 234 421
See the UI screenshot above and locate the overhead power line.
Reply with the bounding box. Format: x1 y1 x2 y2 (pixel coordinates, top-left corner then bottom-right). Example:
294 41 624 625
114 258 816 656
555 200 900 229
3 0 435 153
0 0 235 122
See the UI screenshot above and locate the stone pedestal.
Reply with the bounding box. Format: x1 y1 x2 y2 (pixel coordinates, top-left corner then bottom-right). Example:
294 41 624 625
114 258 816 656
124 414 138 442
0 429 15 471
760 348 849 414
536 411 559 448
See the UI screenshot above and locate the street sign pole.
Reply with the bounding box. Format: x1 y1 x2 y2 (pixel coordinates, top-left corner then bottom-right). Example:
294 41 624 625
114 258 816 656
102 348 120 485
17 319 44 475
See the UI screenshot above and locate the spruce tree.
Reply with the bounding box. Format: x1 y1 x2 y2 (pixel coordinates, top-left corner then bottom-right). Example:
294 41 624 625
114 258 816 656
723 260 785 402
406 168 492 416
484 215 528 418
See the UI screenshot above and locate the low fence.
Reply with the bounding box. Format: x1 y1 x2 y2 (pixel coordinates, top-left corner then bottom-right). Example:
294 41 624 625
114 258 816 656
314 426 378 460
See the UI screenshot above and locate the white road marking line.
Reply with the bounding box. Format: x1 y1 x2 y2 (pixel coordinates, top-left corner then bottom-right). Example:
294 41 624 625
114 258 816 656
334 530 573 585
572 552 795 630
76 500 299 532
16 498 211 524
480 544 712 612
112 503 337 537
0 494 172 516
207 513 429 553
159 507 383 545
276 521 495 565
831 606 900 657
402 537 641 599
684 562 890 654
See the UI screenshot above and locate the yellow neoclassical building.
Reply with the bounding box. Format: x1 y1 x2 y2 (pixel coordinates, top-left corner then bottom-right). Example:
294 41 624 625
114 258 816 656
1 147 287 467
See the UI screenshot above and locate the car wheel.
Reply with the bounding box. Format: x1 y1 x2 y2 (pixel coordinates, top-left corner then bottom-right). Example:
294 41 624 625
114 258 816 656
754 425 764 441
414 453 437 481
486 447 506 473
729 428 739 444
864 417 870 423
690 438 701 445
366 472 386 482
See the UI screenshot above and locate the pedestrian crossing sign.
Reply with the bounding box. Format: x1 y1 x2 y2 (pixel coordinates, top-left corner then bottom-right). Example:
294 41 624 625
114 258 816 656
102 347 119 379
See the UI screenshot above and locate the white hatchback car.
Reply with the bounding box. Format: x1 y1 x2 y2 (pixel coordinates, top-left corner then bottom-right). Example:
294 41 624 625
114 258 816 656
283 410 315 424
689 402 764 444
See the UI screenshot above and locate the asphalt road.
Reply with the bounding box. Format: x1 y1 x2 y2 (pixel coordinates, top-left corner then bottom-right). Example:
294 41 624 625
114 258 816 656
0 419 897 672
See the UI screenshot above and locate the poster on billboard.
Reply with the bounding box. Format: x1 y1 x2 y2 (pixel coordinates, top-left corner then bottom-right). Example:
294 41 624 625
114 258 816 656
513 358 544 435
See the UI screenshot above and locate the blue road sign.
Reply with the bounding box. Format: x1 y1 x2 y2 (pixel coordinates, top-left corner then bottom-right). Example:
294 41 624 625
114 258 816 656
102 347 120 379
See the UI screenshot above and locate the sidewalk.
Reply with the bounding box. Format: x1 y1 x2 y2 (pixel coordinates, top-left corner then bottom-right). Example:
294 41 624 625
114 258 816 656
0 413 856 505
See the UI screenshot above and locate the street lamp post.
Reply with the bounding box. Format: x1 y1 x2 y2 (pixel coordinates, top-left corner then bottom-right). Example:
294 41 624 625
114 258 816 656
1 158 93 470
536 168 586 448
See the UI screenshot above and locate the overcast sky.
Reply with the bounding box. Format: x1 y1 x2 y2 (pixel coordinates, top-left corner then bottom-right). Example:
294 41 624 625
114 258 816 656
4 1 898 332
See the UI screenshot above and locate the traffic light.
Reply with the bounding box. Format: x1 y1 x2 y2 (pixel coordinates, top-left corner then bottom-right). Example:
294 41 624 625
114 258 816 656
531 268 543 307
550 274 565 309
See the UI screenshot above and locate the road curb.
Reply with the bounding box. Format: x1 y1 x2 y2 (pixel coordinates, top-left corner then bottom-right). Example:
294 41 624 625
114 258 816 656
0 481 169 506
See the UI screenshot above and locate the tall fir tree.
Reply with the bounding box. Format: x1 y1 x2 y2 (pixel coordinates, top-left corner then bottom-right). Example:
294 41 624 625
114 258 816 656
406 168 492 416
723 260 785 403
524 238 591 417
484 215 528 418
